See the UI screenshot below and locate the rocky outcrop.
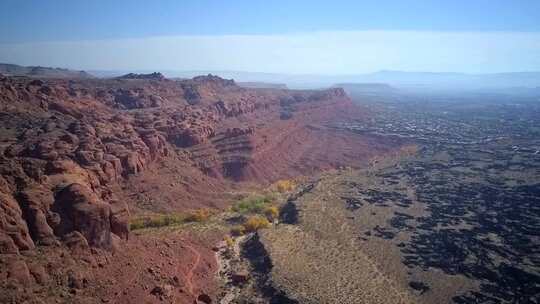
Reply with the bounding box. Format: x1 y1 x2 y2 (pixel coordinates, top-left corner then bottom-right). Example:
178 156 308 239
17 186 57 246
116 72 166 81
53 183 113 249
225 127 255 138
109 199 130 240
192 74 235 87
0 191 35 253
112 88 164 109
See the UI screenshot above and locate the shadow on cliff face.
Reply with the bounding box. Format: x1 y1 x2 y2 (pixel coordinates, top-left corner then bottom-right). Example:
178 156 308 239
279 183 316 225
241 233 299 304
279 201 299 224
222 161 248 181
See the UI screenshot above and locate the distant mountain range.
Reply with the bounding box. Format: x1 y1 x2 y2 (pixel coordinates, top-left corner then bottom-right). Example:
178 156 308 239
91 69 540 91
0 63 93 79
2 63 539 92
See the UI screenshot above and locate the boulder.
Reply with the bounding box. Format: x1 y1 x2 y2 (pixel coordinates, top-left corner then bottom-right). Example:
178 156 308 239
28 263 49 285
0 231 19 254
67 271 86 289
150 284 173 298
7 260 34 285
102 154 123 180
62 231 89 250
53 183 112 249
110 232 123 253
196 293 213 304
141 133 169 159
109 200 129 240
120 152 145 175
17 187 57 245
0 192 35 252
230 271 250 285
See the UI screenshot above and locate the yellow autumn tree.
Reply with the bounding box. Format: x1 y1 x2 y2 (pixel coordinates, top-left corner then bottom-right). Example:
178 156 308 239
243 215 270 232
264 206 279 221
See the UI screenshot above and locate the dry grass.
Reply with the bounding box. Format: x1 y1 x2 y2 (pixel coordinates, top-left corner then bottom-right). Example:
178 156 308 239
224 235 235 247
230 225 246 236
129 213 186 230
276 179 296 193
185 208 212 222
130 208 212 230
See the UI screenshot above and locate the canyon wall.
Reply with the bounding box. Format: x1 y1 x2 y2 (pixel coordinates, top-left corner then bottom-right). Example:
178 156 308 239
0 73 373 255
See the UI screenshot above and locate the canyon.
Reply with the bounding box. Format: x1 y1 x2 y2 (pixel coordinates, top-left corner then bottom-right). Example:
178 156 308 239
0 71 398 303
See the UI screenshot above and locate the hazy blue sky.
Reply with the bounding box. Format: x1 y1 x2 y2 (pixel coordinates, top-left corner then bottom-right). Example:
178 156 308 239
1 0 539 74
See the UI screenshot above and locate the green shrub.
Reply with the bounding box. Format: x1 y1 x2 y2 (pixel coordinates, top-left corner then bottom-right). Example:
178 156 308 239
231 194 275 214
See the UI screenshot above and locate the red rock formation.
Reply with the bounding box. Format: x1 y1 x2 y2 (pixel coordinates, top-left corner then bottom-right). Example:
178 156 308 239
0 72 372 250
53 183 113 248
0 72 402 303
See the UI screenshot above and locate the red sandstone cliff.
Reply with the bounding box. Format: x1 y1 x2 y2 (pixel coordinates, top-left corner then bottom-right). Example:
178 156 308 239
0 73 397 303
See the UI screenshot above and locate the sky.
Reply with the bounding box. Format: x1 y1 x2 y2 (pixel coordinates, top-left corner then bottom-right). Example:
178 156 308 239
0 0 539 74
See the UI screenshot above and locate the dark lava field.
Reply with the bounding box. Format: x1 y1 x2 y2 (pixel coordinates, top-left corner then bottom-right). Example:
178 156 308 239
334 99 540 303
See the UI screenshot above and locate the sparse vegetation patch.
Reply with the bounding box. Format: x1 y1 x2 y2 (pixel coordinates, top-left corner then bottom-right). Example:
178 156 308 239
231 194 275 214
129 213 186 230
264 206 279 221
276 179 296 193
185 208 212 222
130 208 213 230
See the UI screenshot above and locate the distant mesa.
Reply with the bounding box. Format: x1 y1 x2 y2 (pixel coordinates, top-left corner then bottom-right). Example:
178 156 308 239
192 74 235 86
116 72 166 81
0 63 93 79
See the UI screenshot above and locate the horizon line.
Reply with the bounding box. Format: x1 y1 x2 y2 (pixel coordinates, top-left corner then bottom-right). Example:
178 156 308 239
2 62 540 77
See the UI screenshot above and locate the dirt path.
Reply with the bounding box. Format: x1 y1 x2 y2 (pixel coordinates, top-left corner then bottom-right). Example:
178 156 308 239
181 242 202 297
